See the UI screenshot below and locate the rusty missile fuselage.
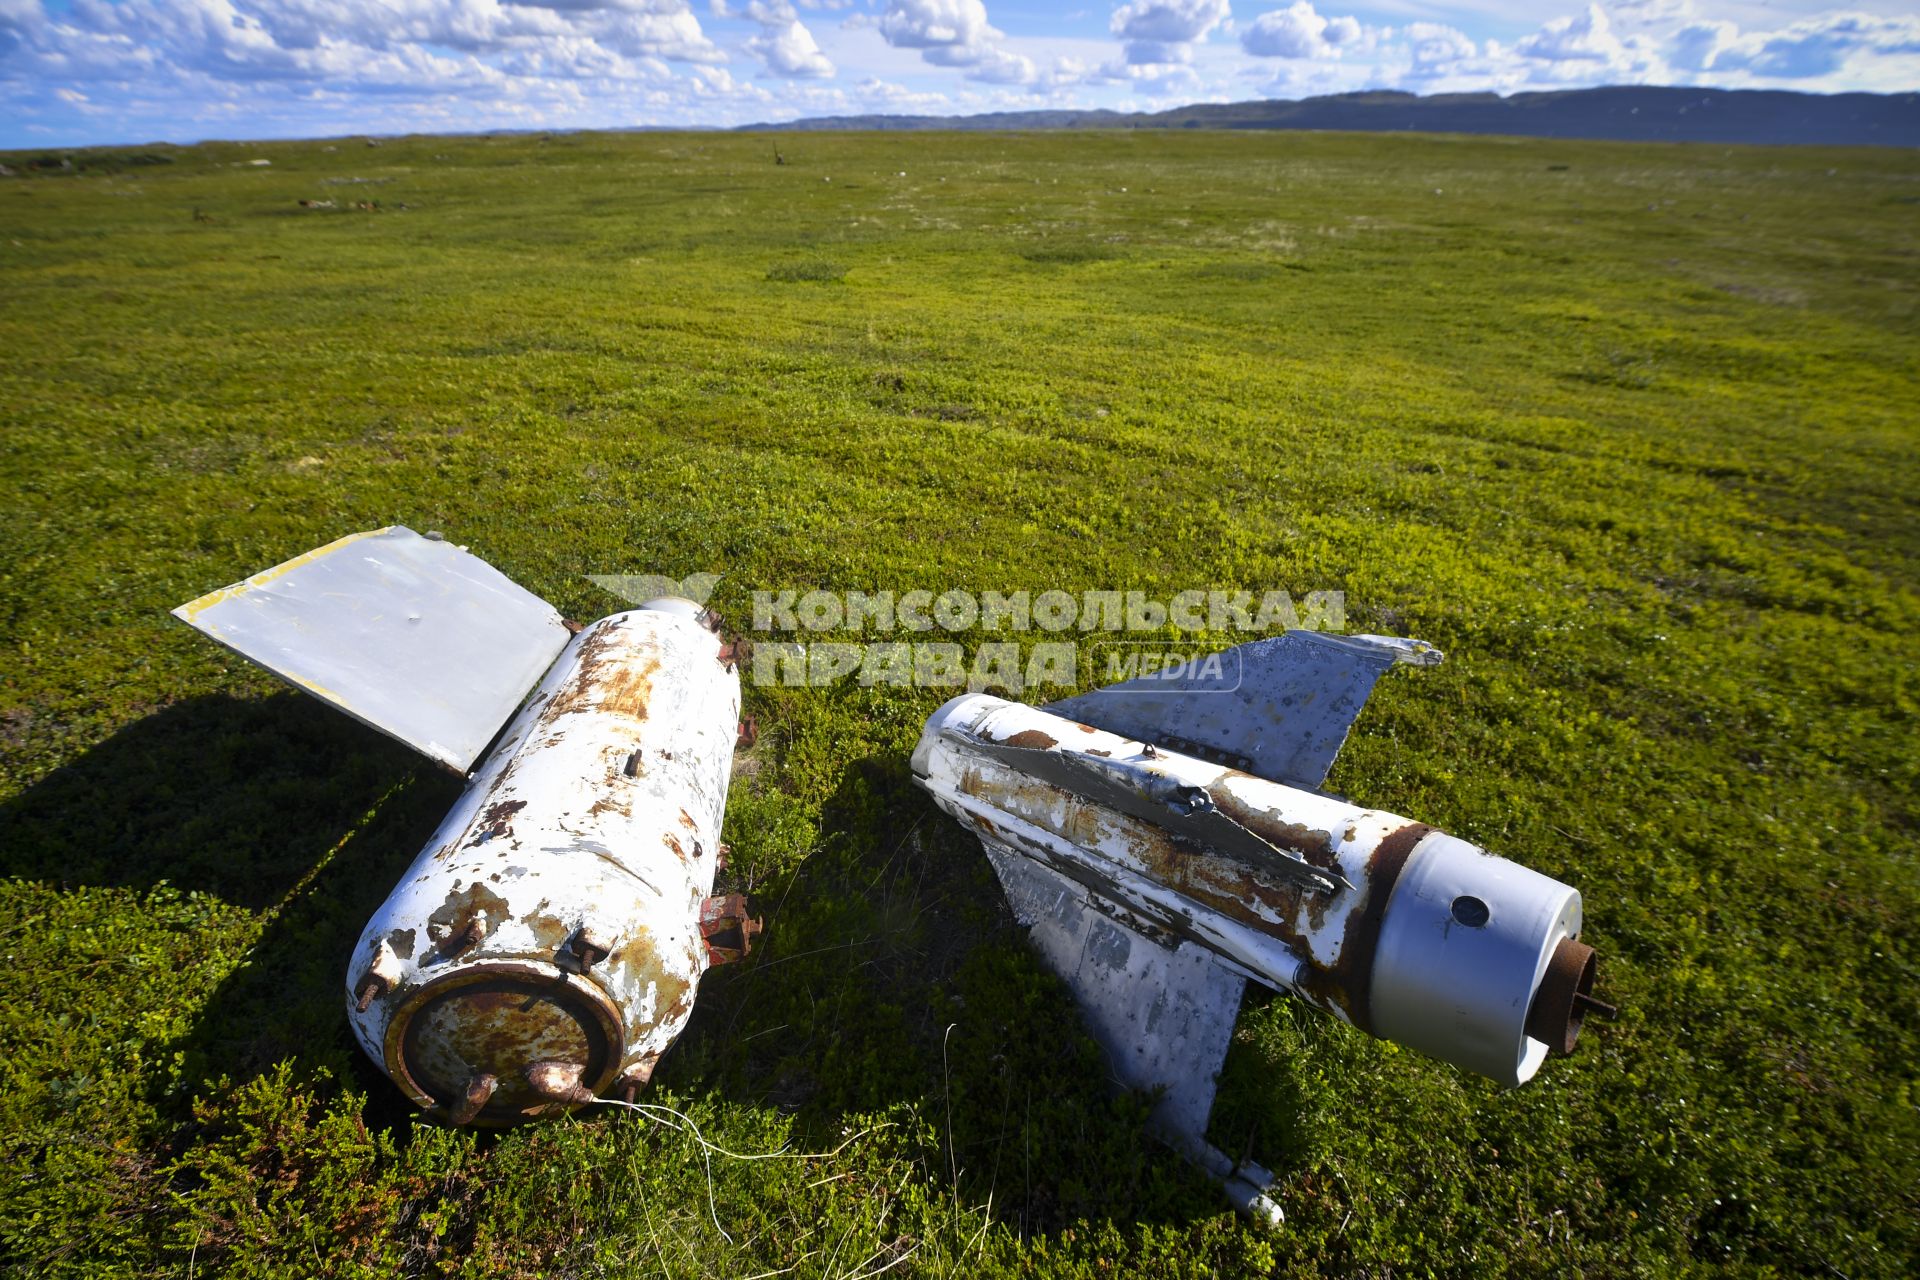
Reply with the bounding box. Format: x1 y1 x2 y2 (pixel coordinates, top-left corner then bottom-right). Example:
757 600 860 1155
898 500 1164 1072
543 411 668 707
345 605 741 1126
914 694 1597 1091
172 529 768 1129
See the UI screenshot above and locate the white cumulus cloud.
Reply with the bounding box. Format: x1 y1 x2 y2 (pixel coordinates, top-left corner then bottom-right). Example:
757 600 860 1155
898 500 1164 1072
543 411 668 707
1109 0 1227 65
1517 4 1629 63
1668 11 1920 79
1241 2 1364 60
876 0 1037 84
730 0 833 76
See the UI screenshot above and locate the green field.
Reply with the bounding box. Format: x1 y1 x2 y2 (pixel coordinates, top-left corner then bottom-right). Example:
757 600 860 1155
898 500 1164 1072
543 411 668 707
1 128 1916 1277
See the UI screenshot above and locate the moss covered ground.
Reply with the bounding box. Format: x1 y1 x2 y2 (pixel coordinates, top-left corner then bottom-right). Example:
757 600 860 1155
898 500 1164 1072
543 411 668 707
1 128 1916 1277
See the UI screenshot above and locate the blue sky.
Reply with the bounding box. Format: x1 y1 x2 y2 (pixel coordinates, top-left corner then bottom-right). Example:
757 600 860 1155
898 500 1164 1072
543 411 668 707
3 0 1917 148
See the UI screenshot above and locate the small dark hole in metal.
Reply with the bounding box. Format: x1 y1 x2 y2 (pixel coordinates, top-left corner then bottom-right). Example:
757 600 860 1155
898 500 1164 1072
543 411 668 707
1451 895 1490 928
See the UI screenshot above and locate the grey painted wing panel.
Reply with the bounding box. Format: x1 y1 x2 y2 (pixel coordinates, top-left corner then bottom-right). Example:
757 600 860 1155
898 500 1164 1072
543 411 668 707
172 527 569 772
983 840 1246 1149
1041 631 1442 791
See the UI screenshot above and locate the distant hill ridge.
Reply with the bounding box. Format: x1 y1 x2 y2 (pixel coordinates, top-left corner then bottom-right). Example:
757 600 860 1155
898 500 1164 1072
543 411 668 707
739 86 1920 147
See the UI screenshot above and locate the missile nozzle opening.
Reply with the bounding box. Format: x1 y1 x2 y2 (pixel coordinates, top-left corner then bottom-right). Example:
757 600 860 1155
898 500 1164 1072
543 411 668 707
384 961 622 1127
1524 937 1610 1056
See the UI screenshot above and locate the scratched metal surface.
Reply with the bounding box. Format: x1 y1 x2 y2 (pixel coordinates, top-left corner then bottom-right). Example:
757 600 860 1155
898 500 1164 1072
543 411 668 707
915 693 1583 1087
171 526 571 772
346 607 741 1124
1041 632 1442 792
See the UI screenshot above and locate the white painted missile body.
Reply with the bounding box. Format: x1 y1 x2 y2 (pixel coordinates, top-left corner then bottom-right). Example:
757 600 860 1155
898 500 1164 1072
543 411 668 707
348 605 742 1124
912 635 1607 1223
173 529 757 1126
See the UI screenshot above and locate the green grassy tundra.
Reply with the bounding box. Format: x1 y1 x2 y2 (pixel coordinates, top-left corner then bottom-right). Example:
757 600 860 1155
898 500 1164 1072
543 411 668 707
0 127 1915 1278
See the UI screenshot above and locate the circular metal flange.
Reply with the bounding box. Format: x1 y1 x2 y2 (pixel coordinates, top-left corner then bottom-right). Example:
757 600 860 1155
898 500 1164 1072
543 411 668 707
1524 936 1600 1057
382 958 624 1127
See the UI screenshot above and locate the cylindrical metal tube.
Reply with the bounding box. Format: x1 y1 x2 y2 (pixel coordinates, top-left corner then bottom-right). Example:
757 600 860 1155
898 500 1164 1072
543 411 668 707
346 604 740 1125
913 694 1588 1087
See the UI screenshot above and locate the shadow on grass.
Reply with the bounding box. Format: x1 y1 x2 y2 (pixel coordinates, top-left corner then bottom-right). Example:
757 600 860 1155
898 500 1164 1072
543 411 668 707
667 750 1235 1235
0 692 459 1122
0 692 447 908
2 697 1233 1240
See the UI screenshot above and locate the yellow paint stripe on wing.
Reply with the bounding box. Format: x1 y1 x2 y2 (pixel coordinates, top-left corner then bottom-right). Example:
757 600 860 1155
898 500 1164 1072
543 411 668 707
171 527 398 625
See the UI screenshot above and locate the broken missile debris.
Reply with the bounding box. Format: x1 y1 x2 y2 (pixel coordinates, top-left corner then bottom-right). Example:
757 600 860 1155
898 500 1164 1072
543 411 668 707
912 632 1612 1224
173 526 759 1126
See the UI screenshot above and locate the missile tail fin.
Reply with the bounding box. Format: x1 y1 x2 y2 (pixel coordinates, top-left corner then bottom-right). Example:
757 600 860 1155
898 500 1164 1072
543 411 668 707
981 840 1246 1161
171 526 571 772
1040 631 1441 791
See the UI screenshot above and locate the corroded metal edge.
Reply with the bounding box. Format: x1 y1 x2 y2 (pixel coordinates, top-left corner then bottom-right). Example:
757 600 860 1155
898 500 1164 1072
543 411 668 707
380 958 625 1128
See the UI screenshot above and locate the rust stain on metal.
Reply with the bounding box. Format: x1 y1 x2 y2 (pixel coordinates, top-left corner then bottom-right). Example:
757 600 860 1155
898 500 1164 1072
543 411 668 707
698 893 762 966
1210 782 1338 868
386 928 416 960
1297 822 1431 1031
617 929 695 1023
469 798 527 847
545 619 659 721
519 908 574 952
1005 729 1059 750
429 882 512 958
586 655 659 720
588 781 633 821
1128 822 1318 954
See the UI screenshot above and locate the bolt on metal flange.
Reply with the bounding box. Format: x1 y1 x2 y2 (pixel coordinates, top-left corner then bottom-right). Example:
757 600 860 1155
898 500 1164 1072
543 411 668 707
354 940 405 1012
569 925 613 971
616 1058 658 1105
439 917 487 960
